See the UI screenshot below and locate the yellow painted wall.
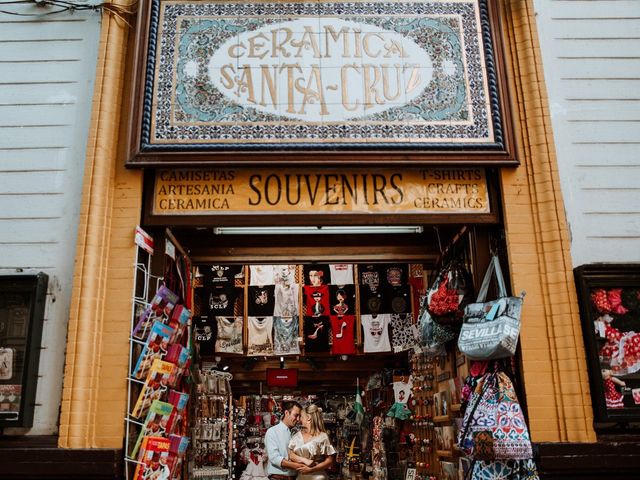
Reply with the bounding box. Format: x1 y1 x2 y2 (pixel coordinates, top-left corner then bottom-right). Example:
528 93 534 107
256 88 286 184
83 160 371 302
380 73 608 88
59 0 597 448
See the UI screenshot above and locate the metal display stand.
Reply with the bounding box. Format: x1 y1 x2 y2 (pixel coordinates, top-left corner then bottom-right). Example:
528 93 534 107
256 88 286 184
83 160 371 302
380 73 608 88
191 365 234 480
123 230 195 480
124 241 161 478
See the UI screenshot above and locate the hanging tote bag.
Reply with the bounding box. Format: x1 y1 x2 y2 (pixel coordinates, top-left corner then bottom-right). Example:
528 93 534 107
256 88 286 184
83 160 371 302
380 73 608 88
457 372 534 462
458 255 525 360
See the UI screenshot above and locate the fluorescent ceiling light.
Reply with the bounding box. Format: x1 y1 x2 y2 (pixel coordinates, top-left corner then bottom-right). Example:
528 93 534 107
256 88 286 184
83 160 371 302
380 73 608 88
213 226 424 235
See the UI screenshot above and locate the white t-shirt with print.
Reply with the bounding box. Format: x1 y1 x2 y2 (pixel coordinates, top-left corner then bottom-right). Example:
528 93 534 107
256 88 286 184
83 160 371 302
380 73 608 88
361 314 392 353
329 264 354 285
249 265 275 286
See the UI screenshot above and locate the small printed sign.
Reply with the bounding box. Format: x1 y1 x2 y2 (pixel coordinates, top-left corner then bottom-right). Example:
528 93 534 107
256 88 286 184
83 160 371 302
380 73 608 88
134 226 154 255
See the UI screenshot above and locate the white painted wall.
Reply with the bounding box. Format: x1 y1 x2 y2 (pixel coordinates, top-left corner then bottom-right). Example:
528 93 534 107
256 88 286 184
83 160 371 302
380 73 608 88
533 0 640 267
0 5 100 434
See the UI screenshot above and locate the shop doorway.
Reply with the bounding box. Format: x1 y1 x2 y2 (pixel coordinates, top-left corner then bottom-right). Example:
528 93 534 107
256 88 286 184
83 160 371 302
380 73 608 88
180 226 487 480
125 225 496 480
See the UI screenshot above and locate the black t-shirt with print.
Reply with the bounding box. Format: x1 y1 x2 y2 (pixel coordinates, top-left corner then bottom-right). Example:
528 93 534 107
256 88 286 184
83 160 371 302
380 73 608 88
203 285 241 317
200 264 244 286
383 285 412 314
303 264 331 286
360 289 384 315
248 285 276 316
359 264 383 293
194 315 216 356
380 263 409 288
303 316 330 353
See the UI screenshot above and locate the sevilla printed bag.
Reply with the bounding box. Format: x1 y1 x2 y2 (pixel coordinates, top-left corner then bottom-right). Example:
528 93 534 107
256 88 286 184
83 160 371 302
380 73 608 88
426 260 474 326
458 372 534 462
458 255 524 360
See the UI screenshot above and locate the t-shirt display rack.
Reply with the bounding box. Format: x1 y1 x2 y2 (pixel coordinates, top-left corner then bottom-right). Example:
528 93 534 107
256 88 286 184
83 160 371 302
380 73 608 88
193 263 423 359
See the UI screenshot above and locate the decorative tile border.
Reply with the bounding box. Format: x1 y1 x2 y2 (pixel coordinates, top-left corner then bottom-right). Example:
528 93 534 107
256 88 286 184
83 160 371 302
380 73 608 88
140 0 504 151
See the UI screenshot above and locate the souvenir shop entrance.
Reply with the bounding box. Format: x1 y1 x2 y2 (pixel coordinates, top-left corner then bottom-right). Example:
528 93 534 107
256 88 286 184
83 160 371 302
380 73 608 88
122 164 532 480
126 219 505 480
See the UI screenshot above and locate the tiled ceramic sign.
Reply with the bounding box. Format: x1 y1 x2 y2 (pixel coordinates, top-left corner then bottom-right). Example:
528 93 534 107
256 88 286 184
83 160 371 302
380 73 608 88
141 0 503 151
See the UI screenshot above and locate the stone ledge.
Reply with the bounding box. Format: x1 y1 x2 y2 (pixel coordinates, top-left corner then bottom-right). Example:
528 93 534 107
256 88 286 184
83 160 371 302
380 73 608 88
0 436 122 480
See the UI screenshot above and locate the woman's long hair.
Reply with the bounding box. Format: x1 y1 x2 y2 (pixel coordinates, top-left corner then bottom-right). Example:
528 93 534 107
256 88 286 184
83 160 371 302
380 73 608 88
304 404 326 435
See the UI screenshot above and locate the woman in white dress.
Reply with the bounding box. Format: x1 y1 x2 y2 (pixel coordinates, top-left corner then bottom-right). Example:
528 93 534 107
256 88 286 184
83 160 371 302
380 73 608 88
288 404 336 480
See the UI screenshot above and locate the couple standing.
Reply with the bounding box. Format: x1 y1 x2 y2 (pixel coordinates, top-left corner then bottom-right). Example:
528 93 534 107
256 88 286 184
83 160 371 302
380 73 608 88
265 401 336 480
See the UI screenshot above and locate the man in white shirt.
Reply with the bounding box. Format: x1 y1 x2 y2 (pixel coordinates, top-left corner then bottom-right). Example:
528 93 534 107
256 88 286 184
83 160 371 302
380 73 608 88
265 400 305 479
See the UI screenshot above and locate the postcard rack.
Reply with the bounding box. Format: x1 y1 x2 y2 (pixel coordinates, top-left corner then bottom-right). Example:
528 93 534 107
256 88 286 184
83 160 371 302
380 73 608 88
124 231 194 480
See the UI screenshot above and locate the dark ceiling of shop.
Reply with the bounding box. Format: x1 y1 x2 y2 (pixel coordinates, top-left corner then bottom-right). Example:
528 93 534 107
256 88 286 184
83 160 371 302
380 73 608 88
169 225 466 266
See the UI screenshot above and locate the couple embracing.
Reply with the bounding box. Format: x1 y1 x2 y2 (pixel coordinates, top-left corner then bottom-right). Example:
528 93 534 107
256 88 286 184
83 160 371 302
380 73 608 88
265 401 336 480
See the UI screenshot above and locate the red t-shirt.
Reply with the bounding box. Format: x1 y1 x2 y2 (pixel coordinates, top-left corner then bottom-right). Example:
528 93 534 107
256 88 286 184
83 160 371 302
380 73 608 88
303 285 330 317
330 315 356 355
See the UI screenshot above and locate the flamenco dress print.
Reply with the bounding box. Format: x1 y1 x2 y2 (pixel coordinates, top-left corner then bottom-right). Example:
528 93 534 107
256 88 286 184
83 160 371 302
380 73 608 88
273 316 300 355
604 377 624 408
330 285 355 317
598 314 640 376
387 377 413 420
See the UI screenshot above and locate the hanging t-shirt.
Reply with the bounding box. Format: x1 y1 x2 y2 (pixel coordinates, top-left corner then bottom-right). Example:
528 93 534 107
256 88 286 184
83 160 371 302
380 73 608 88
248 285 276 316
384 285 411 314
387 377 414 420
389 313 418 353
273 316 300 355
329 285 355 317
303 285 330 317
361 314 392 353
247 316 274 356
194 315 216 356
330 315 356 355
273 265 297 286
274 283 299 317
329 264 354 285
359 264 382 293
249 265 275 286
204 285 238 316
215 316 244 354
383 264 408 288
303 316 330 353
201 264 244 285
303 265 330 286
360 289 384 315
